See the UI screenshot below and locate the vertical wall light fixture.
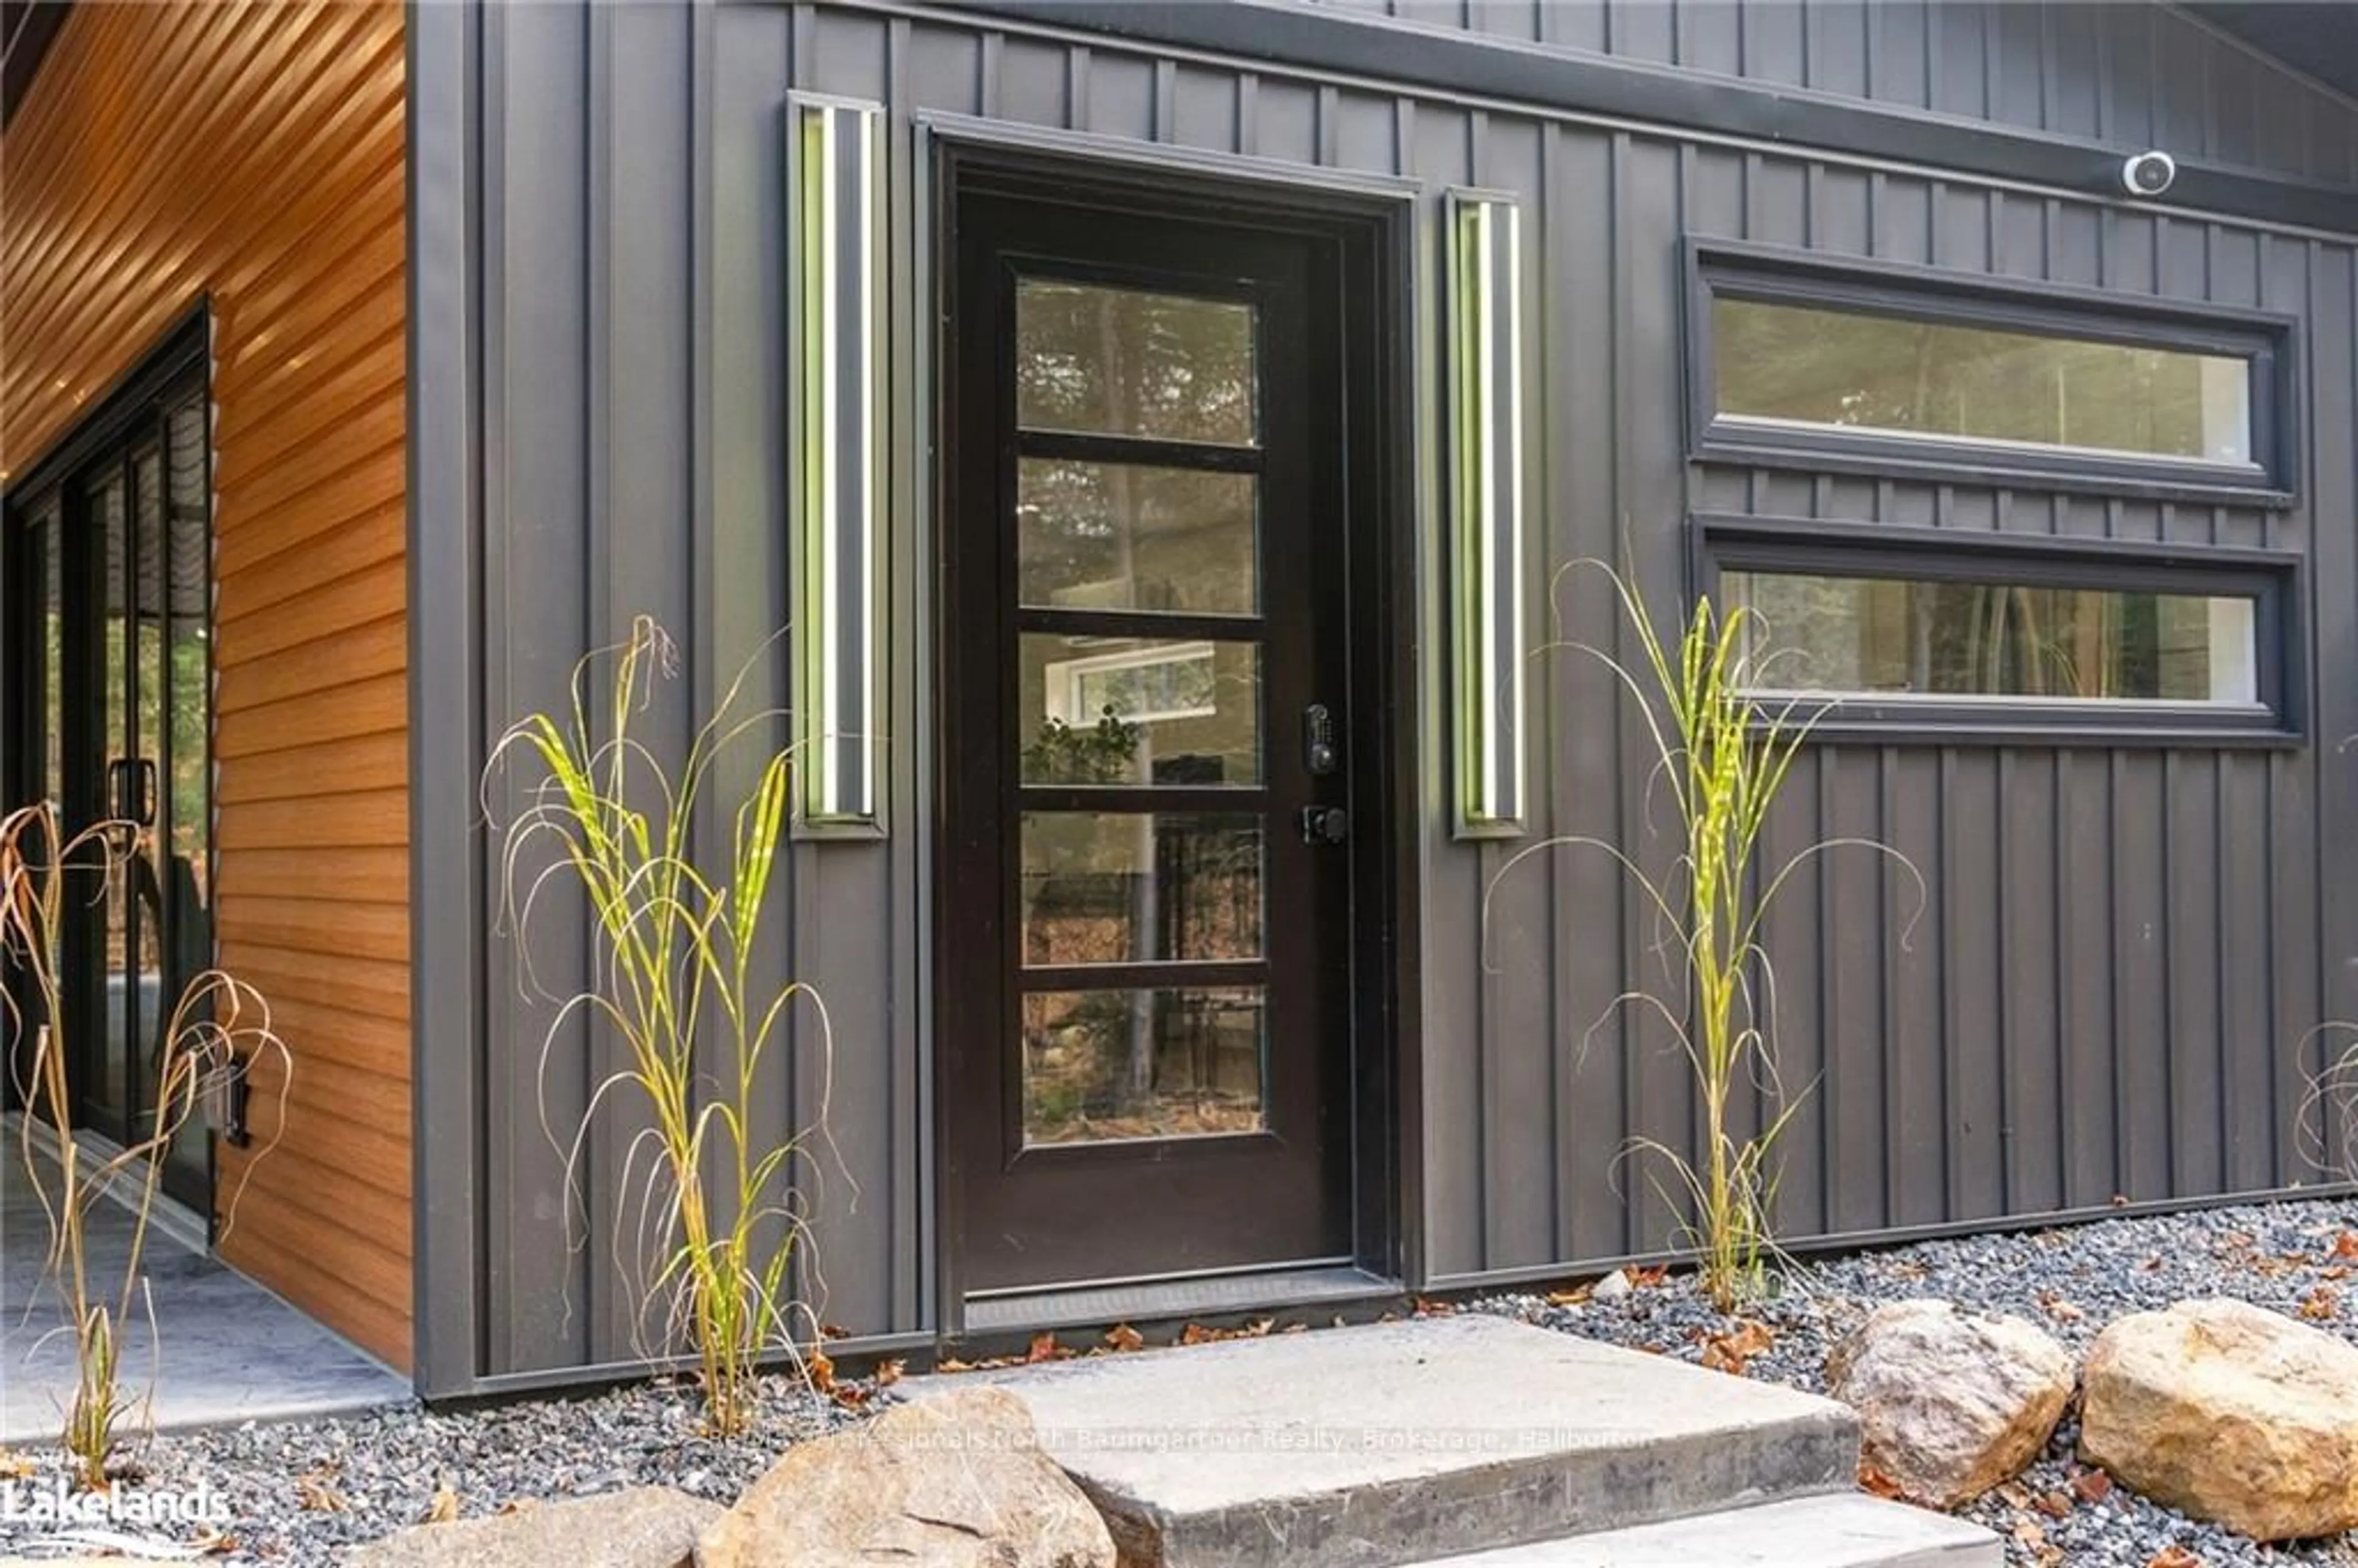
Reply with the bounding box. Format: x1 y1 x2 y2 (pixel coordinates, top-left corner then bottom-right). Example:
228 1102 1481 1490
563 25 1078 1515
1448 191 1527 837
788 96 886 831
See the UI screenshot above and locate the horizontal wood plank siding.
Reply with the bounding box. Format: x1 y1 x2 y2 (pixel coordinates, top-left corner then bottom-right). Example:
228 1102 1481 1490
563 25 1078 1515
1 1 411 1370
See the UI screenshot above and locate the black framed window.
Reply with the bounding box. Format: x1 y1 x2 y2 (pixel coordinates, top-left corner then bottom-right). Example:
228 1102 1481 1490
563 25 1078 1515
1696 516 2302 745
1686 240 2299 506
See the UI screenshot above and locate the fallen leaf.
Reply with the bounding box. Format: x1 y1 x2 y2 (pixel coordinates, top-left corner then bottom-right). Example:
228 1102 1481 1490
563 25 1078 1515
2110 1193 2131 1208
2010 1516 2048 1550
1627 1264 1671 1289
0 1451 32 1480
2071 1468 2114 1504
1543 1286 1593 1307
424 1485 461 1524
1412 1296 1458 1317
496 1498 538 1516
936 1356 977 1373
295 1469 349 1515
2147 1548 2204 1568
1105 1324 1145 1353
2300 1283 2340 1322
819 1322 852 1340
2335 1230 2358 1262
876 1357 906 1386
2034 1289 2085 1324
2138 1256 2164 1273
1026 1331 1067 1363
1697 1319 1775 1376
1858 1463 1906 1501
2035 1490 2072 1519
806 1349 837 1392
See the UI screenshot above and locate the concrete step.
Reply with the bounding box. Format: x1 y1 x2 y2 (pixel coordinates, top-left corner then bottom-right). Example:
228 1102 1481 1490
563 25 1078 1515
1405 1494 2005 1567
951 1313 1862 1568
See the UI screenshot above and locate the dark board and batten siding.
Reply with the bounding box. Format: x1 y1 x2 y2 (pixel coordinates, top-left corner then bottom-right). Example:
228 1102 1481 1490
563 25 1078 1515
1298 0 2358 187
430 0 2358 1384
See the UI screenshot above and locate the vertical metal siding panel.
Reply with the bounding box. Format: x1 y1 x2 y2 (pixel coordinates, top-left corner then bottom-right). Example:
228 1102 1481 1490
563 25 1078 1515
1760 777 1827 1240
1472 112 1557 1273
2306 241 2358 1184
2057 750 2117 1207
1867 0 1930 111
1536 0 1609 56
2165 752 2225 1198
1741 1 1807 88
1823 750 1888 1233
906 21 983 114
1170 64 1241 152
2208 41 2259 171
1885 752 1944 1226
2112 753 2171 1202
2217 753 2274 1192
1945 748 2005 1221
1616 132 1695 1258
2098 4 2155 150
1549 122 1635 1264
1677 1 1743 79
2044 4 2100 141
1987 4 2045 133
709 0 802 1328
994 36 1069 129
1929 4 1988 121
1804 0 1868 104
487 0 593 1375
2002 750 2063 1216
1608 0 1674 66
2149 11 2211 161
1253 76 1321 163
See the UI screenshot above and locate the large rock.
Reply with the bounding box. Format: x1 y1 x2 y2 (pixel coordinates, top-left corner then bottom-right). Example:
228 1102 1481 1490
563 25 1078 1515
2080 1297 2358 1542
696 1384 1115 1568
1825 1298 2074 1508
349 1485 721 1568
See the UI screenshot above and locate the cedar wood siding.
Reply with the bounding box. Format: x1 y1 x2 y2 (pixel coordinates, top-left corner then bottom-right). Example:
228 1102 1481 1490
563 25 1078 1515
415 0 2356 1387
0 2 411 1368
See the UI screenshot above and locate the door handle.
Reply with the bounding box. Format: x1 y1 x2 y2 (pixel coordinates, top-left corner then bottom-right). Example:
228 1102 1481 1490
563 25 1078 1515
1299 805 1349 845
1302 703 1338 776
108 758 157 828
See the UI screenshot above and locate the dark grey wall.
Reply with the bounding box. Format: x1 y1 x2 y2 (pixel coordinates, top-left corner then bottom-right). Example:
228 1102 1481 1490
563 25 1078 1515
421 0 2358 1388
1296 0 2358 186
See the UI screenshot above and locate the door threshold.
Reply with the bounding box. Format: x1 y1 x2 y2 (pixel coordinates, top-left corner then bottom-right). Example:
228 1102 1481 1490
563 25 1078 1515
963 1264 1400 1335
6 1112 209 1255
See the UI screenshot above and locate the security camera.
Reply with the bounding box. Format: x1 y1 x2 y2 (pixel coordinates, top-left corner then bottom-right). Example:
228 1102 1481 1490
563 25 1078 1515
2120 150 2177 198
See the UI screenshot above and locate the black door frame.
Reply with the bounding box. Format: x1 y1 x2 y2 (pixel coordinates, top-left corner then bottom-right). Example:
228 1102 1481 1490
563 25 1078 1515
1 306 215 1216
926 132 1423 1330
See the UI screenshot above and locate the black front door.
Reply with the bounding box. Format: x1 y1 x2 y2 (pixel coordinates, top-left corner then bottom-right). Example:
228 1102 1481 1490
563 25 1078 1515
944 190 1366 1295
6 351 214 1215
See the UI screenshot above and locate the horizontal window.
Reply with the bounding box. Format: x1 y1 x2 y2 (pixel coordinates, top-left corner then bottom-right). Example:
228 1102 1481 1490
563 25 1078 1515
1698 516 2301 743
1725 572 2258 707
1689 241 2297 505
1714 300 2254 467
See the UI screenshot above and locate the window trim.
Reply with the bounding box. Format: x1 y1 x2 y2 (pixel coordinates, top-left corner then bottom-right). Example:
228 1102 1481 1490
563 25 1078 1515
1684 239 2302 509
1691 513 2306 747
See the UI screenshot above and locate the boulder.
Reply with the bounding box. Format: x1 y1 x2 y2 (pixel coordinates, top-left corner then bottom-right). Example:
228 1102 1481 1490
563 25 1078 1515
1825 1298 2074 1508
349 1485 721 1568
696 1384 1115 1568
2080 1297 2358 1542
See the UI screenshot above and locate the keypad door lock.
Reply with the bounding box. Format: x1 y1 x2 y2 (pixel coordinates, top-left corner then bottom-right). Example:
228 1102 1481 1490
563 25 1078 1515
1300 805 1350 845
1302 703 1338 776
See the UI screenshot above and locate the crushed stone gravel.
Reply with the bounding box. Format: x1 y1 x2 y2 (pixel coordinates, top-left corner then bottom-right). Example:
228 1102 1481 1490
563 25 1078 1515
4 1198 2356 1564
1476 1195 2358 1568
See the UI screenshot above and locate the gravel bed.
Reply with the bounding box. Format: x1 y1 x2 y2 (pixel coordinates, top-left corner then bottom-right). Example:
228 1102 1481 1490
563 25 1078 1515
0 1370 857 1564
1477 1195 2358 1568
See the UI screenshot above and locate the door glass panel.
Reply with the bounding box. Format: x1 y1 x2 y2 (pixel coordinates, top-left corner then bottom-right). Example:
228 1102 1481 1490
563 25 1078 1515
91 469 131 1125
1019 634 1260 786
131 449 168 1130
1017 459 1258 615
1016 281 1258 446
1022 985 1266 1144
1021 812 1263 967
34 498 63 809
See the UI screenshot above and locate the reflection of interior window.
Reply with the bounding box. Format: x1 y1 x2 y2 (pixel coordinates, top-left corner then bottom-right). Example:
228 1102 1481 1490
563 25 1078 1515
1046 642 1218 725
1724 570 2260 706
1714 300 2255 466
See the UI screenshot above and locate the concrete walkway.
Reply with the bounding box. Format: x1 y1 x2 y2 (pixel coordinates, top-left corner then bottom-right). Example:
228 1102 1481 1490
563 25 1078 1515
1 1165 405 1444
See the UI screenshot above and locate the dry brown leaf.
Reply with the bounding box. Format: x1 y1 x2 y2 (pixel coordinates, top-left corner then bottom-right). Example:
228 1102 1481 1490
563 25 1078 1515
2300 1283 2340 1322
1858 1463 1906 1501
2071 1468 2114 1504
806 1349 837 1392
0 1451 33 1481
1026 1332 1068 1363
1627 1265 1671 1289
1412 1296 1458 1317
295 1469 349 1515
2334 1230 2358 1262
2035 1490 2072 1519
496 1498 538 1516
424 1485 461 1524
876 1357 906 1386
2010 1516 2049 1550
2147 1547 2204 1568
1105 1324 1145 1353
1697 1319 1775 1376
936 1356 978 1373
1544 1286 1593 1306
2034 1289 2085 1324
819 1322 852 1340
